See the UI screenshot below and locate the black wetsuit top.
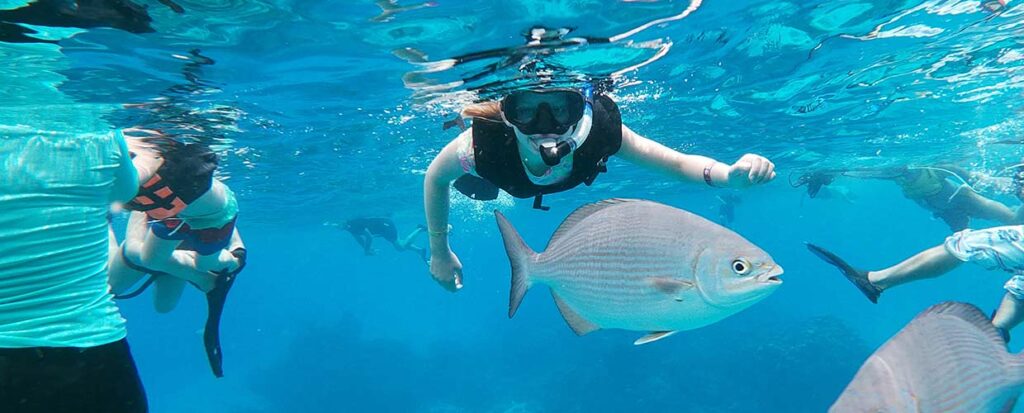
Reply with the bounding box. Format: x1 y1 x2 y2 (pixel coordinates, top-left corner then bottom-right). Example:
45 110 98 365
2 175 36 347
454 93 622 209
345 218 398 243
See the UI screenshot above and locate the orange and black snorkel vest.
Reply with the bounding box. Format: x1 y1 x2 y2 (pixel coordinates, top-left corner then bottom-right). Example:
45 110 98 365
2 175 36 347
125 139 218 220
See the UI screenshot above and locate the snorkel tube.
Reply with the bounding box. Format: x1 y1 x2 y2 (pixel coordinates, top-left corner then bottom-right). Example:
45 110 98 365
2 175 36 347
539 84 594 166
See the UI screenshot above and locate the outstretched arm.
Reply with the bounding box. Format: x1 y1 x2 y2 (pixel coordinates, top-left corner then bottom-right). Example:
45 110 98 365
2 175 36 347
423 131 470 291
615 125 775 188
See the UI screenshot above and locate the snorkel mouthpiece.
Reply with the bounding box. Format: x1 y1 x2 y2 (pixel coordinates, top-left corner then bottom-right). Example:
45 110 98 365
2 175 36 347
541 141 573 166
541 84 594 166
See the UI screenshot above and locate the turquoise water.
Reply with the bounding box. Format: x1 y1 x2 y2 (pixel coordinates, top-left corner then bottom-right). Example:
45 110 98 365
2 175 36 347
3 0 1024 411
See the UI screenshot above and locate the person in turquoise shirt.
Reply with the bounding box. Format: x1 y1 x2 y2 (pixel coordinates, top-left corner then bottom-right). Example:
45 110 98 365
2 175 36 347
0 129 148 412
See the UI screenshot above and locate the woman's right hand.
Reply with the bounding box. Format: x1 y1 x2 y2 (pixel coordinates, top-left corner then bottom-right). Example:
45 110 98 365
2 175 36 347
429 248 463 292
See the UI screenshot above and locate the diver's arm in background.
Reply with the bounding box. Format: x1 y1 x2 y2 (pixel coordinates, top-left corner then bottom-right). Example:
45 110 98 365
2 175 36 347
423 132 468 291
616 125 776 187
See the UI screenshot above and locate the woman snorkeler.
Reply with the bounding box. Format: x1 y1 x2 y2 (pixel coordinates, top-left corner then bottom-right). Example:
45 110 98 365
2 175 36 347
423 84 777 291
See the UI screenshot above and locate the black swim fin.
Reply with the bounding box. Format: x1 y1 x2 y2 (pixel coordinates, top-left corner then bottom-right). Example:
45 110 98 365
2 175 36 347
203 248 246 378
806 243 881 303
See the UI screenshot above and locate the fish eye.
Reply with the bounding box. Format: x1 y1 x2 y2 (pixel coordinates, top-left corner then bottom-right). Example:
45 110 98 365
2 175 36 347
731 259 750 275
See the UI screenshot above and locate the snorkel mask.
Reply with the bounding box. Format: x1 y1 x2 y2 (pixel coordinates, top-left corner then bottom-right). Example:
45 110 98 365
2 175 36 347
500 84 594 166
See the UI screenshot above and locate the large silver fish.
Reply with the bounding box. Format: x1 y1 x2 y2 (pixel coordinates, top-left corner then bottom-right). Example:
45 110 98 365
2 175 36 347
831 302 1024 413
494 198 783 345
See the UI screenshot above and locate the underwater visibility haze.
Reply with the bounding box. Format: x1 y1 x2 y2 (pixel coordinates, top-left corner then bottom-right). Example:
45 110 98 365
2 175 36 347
4 0 1024 412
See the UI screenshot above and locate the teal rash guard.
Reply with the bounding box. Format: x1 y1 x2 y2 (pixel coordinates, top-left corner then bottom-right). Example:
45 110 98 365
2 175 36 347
0 130 138 347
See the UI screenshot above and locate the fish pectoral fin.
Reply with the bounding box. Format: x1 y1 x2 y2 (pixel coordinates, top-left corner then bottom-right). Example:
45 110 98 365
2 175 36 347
551 291 599 336
634 331 678 345
649 278 694 301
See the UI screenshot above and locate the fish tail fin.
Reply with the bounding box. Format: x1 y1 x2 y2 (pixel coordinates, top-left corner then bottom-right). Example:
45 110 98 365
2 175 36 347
495 210 537 318
806 243 881 303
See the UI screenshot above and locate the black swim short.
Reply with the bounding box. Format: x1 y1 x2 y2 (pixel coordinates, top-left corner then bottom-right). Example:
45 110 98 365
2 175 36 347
0 338 148 413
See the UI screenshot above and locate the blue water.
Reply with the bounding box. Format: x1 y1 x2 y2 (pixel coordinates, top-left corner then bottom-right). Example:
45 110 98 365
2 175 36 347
4 0 1024 411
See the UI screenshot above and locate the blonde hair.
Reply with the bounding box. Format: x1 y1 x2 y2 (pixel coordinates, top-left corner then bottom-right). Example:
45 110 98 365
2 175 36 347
460 101 502 121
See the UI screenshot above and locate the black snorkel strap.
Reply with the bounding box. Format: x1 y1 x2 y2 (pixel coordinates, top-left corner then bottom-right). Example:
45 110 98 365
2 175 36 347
114 247 170 300
113 276 157 300
532 195 550 211
204 247 246 378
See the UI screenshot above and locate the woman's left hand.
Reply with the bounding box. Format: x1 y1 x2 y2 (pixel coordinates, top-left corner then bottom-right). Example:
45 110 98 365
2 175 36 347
726 154 776 188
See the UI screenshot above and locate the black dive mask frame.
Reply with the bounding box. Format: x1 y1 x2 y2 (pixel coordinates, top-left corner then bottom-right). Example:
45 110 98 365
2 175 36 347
500 88 589 136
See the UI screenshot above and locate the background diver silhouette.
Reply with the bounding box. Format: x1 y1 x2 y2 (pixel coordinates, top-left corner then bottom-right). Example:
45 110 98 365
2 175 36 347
792 165 1022 231
342 217 428 263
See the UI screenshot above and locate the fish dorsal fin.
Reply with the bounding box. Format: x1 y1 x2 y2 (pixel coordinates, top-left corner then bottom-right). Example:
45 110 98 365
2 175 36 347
550 291 599 336
546 198 643 249
649 277 694 302
917 302 1006 346
634 331 677 345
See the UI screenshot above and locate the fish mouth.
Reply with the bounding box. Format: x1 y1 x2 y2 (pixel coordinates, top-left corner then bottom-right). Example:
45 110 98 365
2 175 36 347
757 265 784 284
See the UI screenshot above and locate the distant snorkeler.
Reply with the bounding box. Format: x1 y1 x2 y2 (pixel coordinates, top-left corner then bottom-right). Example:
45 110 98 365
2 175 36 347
423 83 777 291
370 0 438 23
808 220 1024 343
342 217 428 263
790 170 835 199
794 165 1023 231
717 193 741 226
0 0 183 43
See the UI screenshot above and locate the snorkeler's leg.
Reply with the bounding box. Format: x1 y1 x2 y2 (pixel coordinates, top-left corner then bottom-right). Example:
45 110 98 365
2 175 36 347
992 291 1024 342
958 190 1017 224
395 225 426 250
139 226 215 291
808 243 960 303
152 276 186 313
867 245 963 290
